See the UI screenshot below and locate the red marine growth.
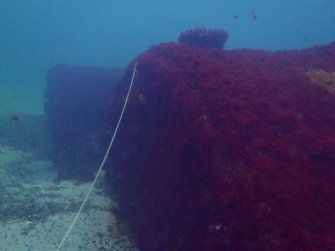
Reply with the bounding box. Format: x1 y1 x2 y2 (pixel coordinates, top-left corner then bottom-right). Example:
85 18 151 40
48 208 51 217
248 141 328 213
178 27 228 49
109 29 335 251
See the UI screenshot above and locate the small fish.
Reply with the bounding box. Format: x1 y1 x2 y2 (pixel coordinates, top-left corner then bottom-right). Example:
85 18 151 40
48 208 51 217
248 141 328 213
11 114 20 121
303 36 308 41
233 14 239 19
249 9 257 21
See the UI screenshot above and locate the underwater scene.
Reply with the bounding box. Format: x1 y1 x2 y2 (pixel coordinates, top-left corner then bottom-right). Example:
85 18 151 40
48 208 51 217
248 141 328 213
1 1 335 250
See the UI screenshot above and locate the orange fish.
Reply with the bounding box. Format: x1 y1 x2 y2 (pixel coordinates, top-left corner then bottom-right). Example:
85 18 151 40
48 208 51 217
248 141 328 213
11 114 20 121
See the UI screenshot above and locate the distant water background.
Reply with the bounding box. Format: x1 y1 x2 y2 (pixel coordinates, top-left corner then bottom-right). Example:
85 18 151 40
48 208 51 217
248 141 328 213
1 0 334 115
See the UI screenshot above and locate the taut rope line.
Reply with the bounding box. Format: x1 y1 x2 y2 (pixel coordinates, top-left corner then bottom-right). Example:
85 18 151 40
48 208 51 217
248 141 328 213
55 62 138 251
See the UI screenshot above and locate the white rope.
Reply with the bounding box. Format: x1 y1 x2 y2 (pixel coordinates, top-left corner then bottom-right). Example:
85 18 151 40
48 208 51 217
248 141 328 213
55 62 138 251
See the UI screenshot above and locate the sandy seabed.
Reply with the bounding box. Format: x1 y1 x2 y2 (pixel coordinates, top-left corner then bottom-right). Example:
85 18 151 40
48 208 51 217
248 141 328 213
0 145 137 251
0 83 137 251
